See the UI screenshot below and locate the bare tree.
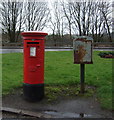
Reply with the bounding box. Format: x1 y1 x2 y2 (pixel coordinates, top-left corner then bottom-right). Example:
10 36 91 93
54 1 62 37
71 1 93 36
69 0 112 42
86 2 92 36
61 0 73 41
98 2 112 42
49 1 65 43
71 2 82 35
0 0 24 42
48 13 57 46
24 0 50 31
90 2 103 42
89 1 112 42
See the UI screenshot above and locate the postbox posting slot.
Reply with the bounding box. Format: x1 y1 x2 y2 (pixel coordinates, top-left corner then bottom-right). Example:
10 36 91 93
27 42 40 47
27 41 40 47
27 42 39 44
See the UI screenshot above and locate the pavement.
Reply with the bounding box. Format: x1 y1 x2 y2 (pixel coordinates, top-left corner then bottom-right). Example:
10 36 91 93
2 88 113 119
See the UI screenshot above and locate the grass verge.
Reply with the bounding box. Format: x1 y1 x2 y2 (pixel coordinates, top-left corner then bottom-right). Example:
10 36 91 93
2 51 113 110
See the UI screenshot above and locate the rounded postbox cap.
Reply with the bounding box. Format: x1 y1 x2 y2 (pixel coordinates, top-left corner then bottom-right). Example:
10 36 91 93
21 31 48 36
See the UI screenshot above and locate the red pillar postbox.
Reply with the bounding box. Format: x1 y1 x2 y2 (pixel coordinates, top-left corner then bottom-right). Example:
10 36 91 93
21 31 48 102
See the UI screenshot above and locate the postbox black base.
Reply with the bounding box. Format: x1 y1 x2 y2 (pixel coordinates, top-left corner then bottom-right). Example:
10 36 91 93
23 83 44 102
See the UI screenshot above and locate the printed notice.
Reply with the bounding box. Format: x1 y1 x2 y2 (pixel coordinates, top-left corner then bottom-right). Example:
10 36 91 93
30 47 36 56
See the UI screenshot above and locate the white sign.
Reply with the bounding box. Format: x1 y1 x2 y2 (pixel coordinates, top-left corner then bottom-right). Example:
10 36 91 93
30 47 36 56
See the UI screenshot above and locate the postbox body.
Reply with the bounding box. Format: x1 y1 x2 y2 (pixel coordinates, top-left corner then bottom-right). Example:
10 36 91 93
73 36 93 64
21 31 48 102
23 39 44 84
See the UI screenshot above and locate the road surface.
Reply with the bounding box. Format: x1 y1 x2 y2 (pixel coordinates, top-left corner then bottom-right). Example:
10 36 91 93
0 48 113 54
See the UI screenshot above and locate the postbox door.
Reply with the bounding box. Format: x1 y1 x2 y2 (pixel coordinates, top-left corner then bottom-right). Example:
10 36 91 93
24 41 44 84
